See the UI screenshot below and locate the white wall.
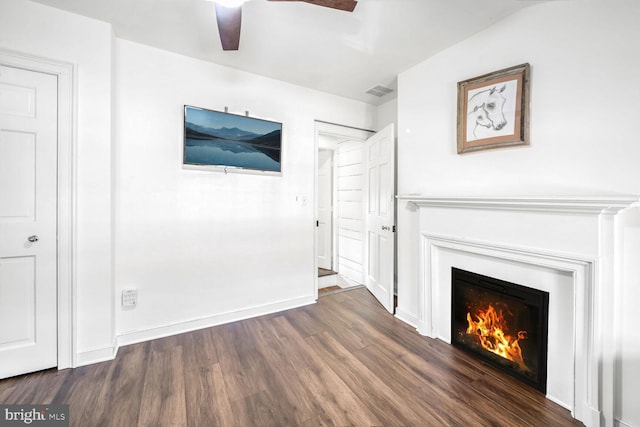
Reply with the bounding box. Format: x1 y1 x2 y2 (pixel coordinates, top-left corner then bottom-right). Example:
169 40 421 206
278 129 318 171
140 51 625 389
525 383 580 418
114 39 375 341
376 97 397 132
0 0 376 365
396 1 640 425
0 0 115 362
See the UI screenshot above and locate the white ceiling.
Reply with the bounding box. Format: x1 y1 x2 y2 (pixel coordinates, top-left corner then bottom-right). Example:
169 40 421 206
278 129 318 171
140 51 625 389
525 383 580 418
30 0 544 105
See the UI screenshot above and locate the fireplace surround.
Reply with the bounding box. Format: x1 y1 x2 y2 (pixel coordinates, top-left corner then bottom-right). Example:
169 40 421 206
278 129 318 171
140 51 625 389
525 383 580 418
397 195 638 427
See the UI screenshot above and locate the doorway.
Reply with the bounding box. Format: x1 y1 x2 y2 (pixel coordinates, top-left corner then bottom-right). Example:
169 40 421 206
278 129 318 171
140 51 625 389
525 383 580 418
314 122 373 295
314 121 397 312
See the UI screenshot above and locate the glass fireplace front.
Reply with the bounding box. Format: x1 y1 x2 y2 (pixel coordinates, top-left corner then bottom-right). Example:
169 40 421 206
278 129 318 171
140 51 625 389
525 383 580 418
451 267 549 393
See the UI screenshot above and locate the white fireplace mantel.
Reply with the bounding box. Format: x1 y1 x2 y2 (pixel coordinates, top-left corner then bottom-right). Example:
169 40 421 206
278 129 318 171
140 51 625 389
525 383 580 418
397 194 639 214
397 194 639 427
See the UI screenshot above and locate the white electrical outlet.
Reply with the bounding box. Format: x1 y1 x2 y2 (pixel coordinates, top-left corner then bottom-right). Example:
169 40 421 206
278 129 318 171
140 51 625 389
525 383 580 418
122 289 137 307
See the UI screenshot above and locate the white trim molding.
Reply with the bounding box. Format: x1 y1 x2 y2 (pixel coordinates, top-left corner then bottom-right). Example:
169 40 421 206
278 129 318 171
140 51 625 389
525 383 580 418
76 295 317 367
394 308 419 328
397 194 639 214
117 295 316 349
76 343 118 367
614 418 634 427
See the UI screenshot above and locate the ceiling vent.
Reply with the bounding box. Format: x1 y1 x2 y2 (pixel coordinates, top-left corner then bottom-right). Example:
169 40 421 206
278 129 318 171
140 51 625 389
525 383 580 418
365 84 394 97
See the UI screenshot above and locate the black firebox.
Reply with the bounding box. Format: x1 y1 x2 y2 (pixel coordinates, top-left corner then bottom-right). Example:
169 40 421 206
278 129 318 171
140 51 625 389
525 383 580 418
451 267 549 393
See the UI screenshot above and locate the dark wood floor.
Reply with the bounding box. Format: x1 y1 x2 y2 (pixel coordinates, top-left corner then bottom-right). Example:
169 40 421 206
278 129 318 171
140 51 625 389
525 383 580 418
0 287 582 426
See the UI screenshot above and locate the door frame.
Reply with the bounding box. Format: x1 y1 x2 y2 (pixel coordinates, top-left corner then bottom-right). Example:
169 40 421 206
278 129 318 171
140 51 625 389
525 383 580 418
313 121 373 298
316 147 335 271
0 49 75 369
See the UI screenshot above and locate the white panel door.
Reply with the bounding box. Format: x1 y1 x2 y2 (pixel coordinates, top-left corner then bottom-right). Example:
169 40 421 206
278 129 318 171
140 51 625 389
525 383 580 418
364 124 395 313
0 65 58 378
317 149 333 270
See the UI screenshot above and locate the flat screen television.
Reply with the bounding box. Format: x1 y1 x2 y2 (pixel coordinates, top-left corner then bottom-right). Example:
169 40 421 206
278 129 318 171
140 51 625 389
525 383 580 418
183 105 282 173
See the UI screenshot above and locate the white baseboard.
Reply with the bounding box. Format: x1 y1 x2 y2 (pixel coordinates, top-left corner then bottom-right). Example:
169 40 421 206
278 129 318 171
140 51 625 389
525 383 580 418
545 393 572 412
395 308 418 328
75 342 118 367
73 295 316 367
319 273 362 289
319 275 338 288
615 418 634 427
116 295 316 348
338 275 361 288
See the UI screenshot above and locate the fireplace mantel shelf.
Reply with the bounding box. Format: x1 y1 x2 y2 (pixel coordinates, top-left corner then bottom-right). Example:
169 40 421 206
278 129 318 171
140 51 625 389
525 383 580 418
397 194 639 214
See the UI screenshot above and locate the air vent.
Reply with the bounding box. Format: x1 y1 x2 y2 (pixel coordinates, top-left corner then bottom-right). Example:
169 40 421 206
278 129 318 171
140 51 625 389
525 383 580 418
365 84 394 97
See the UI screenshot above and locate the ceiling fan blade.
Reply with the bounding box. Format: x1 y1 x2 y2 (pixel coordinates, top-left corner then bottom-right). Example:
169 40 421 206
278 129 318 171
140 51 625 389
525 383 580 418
215 3 242 51
303 0 357 12
268 0 357 12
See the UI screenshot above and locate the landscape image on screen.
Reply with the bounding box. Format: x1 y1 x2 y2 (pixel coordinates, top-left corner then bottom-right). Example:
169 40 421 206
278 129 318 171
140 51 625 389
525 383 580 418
184 106 282 172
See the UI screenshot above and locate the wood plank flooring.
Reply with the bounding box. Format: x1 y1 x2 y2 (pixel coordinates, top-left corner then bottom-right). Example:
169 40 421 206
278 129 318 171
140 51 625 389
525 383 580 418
0 287 583 426
318 285 342 296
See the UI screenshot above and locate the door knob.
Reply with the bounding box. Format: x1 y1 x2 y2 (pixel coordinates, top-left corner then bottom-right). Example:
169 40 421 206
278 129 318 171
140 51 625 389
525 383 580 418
28 235 39 243
381 226 389 231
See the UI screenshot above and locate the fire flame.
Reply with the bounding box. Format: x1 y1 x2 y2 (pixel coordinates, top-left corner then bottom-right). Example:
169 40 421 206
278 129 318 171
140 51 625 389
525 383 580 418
465 304 530 372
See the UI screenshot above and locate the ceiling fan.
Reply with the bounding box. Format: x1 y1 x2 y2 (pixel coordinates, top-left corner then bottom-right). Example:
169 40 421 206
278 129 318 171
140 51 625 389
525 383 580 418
213 0 358 51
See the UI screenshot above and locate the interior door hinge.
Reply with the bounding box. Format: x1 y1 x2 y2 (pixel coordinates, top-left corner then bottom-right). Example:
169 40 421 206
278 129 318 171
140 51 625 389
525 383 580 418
392 225 396 233
316 220 319 227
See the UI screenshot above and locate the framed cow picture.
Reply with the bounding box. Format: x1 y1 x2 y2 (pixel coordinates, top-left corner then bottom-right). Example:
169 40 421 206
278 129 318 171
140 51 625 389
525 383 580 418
457 63 530 154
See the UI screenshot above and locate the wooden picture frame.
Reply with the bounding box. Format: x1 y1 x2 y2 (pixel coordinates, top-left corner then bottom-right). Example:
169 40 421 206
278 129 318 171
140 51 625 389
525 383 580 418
457 63 530 154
